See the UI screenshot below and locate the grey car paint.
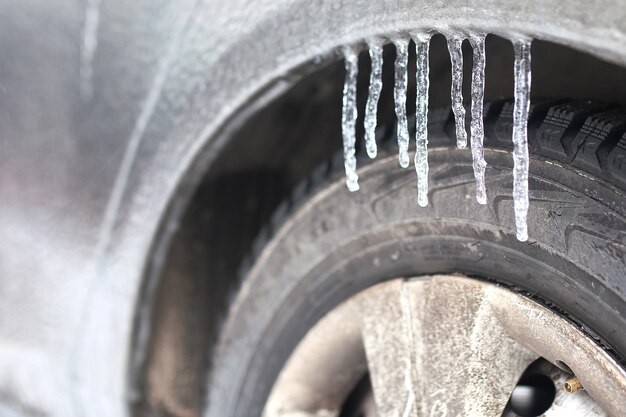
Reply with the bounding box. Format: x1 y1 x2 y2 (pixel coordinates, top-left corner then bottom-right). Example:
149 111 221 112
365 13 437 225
1 0 626 416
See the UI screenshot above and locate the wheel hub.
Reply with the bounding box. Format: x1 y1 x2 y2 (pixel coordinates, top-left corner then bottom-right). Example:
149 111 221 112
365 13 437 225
263 275 626 417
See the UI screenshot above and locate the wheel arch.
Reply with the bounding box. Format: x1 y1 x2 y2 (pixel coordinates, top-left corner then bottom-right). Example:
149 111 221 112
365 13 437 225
83 1 626 415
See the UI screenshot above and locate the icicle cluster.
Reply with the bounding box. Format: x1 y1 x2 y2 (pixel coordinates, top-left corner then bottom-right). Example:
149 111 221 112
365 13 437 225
447 36 468 149
390 35 411 168
413 32 431 207
469 34 488 205
340 33 532 241
512 39 532 241
364 38 384 159
341 45 359 192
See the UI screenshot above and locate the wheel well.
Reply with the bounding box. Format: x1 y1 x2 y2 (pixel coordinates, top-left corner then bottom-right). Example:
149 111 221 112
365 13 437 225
133 35 626 417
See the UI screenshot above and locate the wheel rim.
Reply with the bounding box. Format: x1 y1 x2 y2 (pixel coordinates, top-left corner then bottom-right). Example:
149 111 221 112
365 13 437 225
263 275 626 417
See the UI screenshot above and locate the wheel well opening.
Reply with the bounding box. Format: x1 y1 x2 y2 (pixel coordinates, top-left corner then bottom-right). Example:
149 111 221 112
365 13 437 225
132 35 626 417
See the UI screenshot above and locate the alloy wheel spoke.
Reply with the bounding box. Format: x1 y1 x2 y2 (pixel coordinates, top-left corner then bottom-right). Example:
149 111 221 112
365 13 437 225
358 276 538 417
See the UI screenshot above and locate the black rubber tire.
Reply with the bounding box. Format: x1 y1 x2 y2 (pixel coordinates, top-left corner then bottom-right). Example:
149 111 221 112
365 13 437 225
204 99 626 417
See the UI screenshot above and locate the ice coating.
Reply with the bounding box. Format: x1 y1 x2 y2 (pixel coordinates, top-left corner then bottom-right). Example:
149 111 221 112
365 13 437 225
446 36 468 149
391 36 411 168
412 32 432 207
512 39 532 241
341 46 359 192
338 32 533 242
469 34 487 205
364 38 384 159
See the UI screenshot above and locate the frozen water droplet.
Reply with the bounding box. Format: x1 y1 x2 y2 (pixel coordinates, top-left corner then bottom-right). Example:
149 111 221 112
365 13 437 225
512 38 532 241
446 36 468 149
341 45 359 192
412 32 432 207
391 35 411 168
364 38 384 159
469 34 488 205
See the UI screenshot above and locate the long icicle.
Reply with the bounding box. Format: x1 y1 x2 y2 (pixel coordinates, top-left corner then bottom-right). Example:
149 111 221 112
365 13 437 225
341 46 359 192
364 38 384 159
512 39 532 241
391 35 411 168
469 34 487 205
446 36 468 149
412 32 431 207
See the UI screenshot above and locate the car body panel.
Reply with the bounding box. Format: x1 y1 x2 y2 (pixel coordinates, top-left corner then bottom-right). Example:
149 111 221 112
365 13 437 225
1 0 626 415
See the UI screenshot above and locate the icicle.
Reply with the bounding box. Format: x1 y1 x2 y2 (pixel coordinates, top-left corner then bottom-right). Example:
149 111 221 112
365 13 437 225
341 46 359 192
446 36 468 149
469 34 487 205
512 39 532 241
391 35 411 168
411 32 432 207
364 38 384 159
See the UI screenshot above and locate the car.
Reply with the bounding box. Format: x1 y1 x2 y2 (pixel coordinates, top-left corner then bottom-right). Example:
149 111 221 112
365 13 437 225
1 1 626 416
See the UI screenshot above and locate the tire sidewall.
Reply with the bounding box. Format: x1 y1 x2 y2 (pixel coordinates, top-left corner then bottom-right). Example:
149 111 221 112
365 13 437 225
205 144 626 417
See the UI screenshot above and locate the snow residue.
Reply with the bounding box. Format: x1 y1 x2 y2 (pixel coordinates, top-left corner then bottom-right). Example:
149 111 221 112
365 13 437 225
79 0 101 100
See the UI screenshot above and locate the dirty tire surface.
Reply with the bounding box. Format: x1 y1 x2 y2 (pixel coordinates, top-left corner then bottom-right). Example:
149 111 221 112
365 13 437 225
204 100 626 417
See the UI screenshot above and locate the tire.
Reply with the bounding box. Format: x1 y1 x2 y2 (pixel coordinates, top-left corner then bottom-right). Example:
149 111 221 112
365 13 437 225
204 99 626 417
